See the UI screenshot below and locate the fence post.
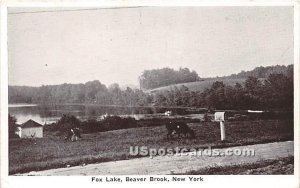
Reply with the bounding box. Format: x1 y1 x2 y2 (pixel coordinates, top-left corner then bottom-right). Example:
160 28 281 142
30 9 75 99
220 121 225 141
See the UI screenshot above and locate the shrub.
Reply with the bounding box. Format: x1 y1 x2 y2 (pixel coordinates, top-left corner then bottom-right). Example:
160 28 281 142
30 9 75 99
102 116 137 131
57 114 81 132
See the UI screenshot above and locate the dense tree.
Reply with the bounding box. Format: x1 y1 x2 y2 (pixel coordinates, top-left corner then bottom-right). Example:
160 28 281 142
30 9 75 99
9 114 18 139
139 67 200 90
225 64 293 79
209 82 227 109
56 114 81 132
263 74 293 109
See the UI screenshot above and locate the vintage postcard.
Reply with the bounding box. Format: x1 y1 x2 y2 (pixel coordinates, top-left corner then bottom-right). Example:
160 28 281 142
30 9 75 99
0 1 299 188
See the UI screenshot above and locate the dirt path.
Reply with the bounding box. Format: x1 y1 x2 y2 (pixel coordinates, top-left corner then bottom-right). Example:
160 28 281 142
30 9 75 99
22 141 293 175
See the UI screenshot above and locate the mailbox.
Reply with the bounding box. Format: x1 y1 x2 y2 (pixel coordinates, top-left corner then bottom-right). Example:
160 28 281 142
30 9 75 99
214 112 226 141
214 112 225 122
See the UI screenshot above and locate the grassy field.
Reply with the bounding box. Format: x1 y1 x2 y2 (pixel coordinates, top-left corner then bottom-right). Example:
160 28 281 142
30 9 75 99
148 78 266 93
180 156 294 175
9 119 293 174
148 78 246 93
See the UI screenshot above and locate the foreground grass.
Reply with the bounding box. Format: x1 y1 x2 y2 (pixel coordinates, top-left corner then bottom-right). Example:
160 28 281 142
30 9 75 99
9 119 293 174
179 156 294 175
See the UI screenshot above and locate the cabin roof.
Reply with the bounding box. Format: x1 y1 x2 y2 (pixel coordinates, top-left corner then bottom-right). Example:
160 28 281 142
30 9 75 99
20 119 43 128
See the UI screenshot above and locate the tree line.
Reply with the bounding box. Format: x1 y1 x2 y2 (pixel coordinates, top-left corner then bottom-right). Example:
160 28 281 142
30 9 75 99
9 81 152 106
139 67 200 90
8 73 293 110
152 74 293 110
223 64 293 79
9 65 293 110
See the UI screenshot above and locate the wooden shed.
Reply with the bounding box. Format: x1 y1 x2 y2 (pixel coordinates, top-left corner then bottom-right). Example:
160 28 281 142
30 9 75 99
16 119 43 138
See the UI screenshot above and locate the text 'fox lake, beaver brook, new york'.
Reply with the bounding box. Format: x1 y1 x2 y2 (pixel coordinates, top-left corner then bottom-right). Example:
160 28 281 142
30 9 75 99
91 176 204 182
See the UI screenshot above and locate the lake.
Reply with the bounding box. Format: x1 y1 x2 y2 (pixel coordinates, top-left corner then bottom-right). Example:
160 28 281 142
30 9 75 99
8 104 203 124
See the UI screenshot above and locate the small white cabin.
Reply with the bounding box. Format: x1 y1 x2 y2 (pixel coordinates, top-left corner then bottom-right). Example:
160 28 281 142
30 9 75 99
16 119 43 138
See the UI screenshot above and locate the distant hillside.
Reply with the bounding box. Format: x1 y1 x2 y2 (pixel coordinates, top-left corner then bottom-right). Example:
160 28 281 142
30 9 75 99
222 64 293 79
147 78 251 93
148 64 293 93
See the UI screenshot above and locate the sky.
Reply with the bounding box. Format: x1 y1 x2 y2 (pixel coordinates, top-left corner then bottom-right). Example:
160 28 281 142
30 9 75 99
8 6 293 87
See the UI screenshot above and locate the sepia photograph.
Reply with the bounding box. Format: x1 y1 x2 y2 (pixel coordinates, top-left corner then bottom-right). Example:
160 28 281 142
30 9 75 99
5 5 295 177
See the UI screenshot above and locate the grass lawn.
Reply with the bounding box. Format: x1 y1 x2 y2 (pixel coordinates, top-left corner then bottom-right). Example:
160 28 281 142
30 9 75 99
9 119 293 174
179 156 294 175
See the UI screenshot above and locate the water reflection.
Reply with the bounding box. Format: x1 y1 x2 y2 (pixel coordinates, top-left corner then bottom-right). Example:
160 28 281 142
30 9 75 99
8 104 193 124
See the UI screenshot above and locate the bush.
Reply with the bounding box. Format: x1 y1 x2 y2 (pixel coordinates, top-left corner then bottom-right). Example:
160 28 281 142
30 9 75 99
80 116 138 134
102 116 138 131
9 114 19 139
56 114 81 133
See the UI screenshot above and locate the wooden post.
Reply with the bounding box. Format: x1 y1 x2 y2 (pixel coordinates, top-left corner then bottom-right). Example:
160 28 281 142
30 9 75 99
220 121 225 141
215 112 226 141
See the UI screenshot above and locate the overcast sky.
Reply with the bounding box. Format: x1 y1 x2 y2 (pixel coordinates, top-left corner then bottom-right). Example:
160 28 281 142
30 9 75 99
8 6 293 87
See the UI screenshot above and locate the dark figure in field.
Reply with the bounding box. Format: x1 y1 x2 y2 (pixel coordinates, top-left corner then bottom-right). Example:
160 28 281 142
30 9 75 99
65 127 82 141
166 122 195 139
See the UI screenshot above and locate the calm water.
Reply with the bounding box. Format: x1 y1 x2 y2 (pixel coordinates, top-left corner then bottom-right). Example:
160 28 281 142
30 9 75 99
8 104 194 124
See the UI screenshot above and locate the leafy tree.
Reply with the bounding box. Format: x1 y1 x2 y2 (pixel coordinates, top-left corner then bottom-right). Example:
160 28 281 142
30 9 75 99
139 67 200 90
9 114 18 139
204 81 226 109
153 92 167 106
264 74 293 109
57 114 81 133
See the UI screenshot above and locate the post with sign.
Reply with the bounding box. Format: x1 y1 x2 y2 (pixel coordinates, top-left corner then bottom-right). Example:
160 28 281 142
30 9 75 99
220 121 225 141
214 112 226 141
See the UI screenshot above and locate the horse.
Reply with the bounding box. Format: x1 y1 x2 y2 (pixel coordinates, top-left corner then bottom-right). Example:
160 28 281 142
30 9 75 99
166 122 195 139
64 127 82 141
